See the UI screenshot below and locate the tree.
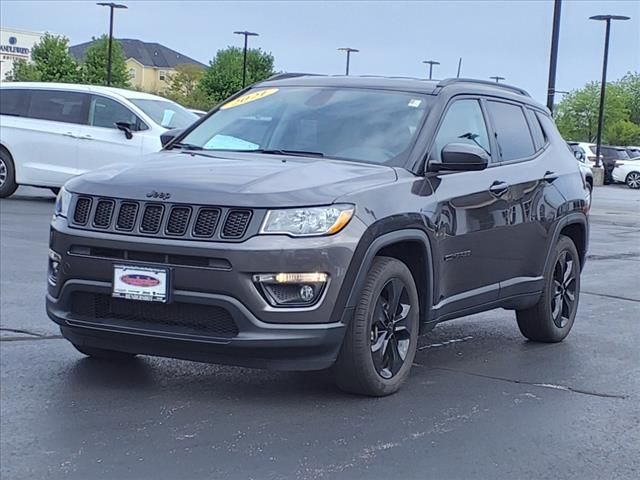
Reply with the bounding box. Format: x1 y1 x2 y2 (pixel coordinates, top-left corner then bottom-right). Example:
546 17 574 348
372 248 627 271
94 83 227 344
162 64 210 109
198 46 275 103
81 35 130 88
555 81 631 144
619 72 640 125
6 33 79 82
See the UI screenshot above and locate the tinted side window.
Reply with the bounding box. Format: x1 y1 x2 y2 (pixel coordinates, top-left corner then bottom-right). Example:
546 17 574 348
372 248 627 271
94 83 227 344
89 95 141 130
0 89 30 116
487 101 535 161
527 109 546 150
432 99 491 161
27 90 88 125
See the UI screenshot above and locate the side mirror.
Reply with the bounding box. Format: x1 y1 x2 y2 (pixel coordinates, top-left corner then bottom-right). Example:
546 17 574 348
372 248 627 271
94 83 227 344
115 122 133 140
428 143 489 172
160 128 184 148
574 150 585 162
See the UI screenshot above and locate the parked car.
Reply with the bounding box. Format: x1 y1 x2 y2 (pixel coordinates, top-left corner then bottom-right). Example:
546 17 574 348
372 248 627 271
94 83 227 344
599 145 631 184
625 146 640 159
0 82 198 197
47 75 590 396
612 159 640 189
567 141 600 165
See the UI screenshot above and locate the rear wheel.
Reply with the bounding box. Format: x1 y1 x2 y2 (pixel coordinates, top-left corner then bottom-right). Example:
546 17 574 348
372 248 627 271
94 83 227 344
0 149 18 198
625 171 640 189
334 257 419 396
516 235 580 342
72 343 137 361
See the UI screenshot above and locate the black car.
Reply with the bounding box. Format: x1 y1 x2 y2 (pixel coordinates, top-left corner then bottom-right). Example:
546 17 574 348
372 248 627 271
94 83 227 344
47 75 590 396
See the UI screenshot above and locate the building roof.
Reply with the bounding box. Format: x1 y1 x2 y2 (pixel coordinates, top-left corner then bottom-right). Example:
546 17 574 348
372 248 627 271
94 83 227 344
70 38 207 69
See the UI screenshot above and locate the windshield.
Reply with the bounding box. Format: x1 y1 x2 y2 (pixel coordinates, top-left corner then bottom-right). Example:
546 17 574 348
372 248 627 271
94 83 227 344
130 98 198 129
179 86 431 165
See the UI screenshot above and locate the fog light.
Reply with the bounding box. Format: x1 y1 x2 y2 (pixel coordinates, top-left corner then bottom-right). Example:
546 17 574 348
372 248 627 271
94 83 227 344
254 273 328 307
48 248 62 286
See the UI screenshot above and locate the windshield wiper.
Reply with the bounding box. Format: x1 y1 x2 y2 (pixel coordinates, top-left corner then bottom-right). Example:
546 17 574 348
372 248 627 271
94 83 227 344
252 149 325 158
172 142 204 151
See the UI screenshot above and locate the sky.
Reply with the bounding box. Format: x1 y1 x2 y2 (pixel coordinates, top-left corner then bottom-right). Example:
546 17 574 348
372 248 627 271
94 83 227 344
1 0 639 103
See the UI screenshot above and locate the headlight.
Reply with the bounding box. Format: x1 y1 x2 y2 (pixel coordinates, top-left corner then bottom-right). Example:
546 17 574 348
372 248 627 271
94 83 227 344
53 187 72 218
260 204 354 237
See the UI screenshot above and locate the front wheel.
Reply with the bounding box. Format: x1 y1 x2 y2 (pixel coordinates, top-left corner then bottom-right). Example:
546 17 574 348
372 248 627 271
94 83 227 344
334 257 419 396
0 150 18 198
516 235 580 342
625 171 640 189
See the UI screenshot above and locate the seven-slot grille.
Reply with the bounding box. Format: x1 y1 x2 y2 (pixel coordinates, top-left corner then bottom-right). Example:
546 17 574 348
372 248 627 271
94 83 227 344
70 196 255 241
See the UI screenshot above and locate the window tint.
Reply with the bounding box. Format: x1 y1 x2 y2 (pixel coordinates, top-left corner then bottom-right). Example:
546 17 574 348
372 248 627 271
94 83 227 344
487 101 535 161
89 95 142 130
0 89 29 116
27 90 88 125
432 99 491 161
528 109 546 150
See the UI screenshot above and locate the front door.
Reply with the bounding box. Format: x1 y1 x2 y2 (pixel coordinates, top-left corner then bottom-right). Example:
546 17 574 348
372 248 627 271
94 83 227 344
427 98 510 318
75 95 146 174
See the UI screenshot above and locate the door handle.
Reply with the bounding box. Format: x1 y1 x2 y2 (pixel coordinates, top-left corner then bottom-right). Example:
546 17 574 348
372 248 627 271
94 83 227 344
62 132 76 138
543 170 559 182
489 180 510 197
79 134 93 140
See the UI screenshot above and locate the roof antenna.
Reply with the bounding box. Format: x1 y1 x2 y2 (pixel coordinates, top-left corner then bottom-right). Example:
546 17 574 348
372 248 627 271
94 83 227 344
456 57 462 78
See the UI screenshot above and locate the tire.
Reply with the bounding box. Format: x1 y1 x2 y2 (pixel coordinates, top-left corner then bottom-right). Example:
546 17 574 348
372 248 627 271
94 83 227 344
0 149 18 198
625 171 640 189
72 343 137 361
334 256 420 396
516 235 580 342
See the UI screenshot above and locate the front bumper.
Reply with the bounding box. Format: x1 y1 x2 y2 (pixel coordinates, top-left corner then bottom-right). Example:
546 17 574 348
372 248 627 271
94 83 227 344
46 217 365 370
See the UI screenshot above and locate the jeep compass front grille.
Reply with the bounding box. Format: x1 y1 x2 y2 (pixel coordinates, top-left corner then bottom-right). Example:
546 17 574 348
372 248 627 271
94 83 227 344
69 196 257 241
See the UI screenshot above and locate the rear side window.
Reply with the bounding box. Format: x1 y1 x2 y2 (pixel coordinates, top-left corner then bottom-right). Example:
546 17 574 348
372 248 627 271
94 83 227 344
431 99 491 161
486 101 535 161
527 109 546 150
27 90 88 125
89 95 144 131
0 89 29 116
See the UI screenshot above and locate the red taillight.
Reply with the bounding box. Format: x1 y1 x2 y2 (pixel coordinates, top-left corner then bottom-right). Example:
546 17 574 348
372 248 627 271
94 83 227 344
587 156 596 161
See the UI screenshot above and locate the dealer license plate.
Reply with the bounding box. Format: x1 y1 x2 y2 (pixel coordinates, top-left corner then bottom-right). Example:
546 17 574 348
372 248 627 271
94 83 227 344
112 265 168 302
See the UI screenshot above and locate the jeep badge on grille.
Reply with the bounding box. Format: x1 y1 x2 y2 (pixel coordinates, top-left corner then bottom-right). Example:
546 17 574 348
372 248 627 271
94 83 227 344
146 191 171 200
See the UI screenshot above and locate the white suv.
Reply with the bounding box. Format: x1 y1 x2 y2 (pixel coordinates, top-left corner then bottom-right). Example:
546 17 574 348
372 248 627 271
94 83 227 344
0 82 198 197
568 141 600 166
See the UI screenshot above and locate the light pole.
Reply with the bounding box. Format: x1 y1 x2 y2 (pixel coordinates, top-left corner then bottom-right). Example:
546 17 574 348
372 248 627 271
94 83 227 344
590 14 630 169
422 60 440 80
234 31 259 88
96 2 127 86
337 47 359 75
490 76 505 83
546 0 562 113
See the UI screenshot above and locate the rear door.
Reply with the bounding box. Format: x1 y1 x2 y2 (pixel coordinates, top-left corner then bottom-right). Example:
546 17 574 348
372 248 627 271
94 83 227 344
75 94 147 174
483 100 562 299
3 89 86 186
428 97 509 318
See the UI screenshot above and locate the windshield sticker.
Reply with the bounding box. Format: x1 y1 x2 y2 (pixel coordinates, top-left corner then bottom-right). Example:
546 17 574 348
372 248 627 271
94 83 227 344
161 109 175 126
204 134 259 150
408 99 422 108
220 88 279 110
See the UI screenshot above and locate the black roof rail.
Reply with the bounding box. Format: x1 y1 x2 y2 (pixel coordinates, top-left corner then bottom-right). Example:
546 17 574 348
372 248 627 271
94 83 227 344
436 78 530 97
264 72 325 81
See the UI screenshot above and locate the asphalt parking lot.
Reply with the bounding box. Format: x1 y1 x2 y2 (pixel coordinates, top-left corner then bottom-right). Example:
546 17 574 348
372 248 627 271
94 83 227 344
1 185 639 480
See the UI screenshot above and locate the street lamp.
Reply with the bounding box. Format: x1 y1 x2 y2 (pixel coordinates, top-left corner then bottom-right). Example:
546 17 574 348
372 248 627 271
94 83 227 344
96 2 127 87
589 14 630 169
490 76 505 83
422 60 440 80
337 47 359 76
233 31 259 88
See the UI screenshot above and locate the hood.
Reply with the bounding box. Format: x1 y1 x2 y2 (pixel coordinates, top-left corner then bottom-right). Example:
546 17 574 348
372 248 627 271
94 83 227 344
65 151 397 207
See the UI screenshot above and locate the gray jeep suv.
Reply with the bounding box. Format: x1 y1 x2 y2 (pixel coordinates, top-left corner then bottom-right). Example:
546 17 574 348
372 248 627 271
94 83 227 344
47 75 590 396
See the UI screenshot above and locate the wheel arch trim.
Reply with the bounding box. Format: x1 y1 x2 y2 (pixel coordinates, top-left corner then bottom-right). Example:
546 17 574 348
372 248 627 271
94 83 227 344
544 213 589 272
